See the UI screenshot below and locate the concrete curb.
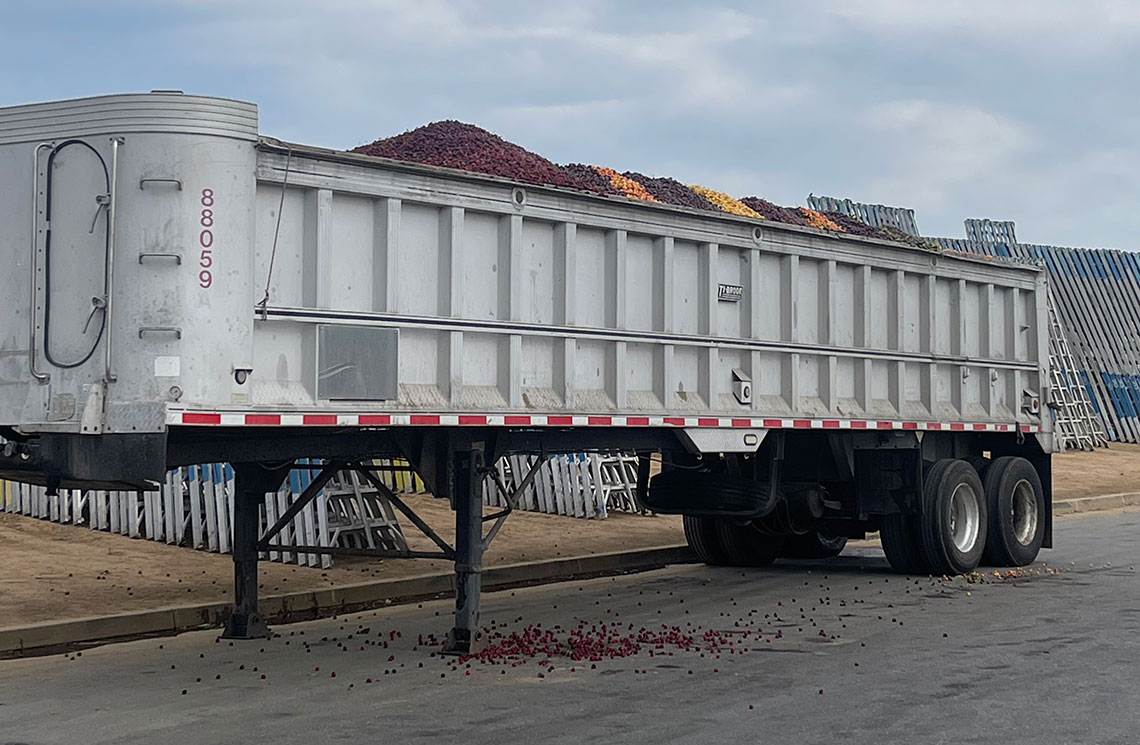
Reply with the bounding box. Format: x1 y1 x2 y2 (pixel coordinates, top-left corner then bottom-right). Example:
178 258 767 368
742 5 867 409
1052 492 1140 514
0 545 694 658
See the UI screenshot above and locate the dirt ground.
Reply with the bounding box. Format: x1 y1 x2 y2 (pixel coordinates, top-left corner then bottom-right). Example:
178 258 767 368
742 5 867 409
0 494 684 628
1051 442 1140 498
1 443 1137 628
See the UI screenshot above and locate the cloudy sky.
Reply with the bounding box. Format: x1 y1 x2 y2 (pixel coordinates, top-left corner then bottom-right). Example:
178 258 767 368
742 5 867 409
3 1 1137 248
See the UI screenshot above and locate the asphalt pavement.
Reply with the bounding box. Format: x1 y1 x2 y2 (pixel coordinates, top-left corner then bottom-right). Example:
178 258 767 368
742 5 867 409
2 509 1138 745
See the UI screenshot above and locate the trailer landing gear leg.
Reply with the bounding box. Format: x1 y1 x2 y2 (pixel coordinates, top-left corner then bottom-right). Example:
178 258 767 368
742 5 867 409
221 463 289 640
444 448 483 655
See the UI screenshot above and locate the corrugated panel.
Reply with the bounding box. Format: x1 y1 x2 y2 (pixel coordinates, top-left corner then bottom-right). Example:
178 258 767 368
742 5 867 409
0 93 258 145
806 195 920 236
936 230 1140 443
796 202 1136 442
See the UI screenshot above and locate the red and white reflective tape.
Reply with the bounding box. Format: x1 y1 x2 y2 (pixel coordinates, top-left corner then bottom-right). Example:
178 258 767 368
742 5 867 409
168 409 1041 433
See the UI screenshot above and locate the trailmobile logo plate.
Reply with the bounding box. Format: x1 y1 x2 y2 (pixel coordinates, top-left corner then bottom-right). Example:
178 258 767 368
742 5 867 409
717 283 743 302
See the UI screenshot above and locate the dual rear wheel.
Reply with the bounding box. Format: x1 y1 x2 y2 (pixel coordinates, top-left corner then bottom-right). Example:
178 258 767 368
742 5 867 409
683 455 1044 576
981 457 1046 567
881 456 1044 575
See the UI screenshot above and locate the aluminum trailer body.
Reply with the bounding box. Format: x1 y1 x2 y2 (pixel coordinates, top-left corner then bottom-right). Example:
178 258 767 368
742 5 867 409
0 94 1053 650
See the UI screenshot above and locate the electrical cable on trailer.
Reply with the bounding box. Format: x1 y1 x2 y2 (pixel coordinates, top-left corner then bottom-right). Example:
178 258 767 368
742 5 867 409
42 140 110 369
257 144 293 320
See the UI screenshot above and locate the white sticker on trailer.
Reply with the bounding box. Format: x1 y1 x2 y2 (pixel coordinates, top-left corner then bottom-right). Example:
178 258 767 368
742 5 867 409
717 283 743 302
154 356 181 377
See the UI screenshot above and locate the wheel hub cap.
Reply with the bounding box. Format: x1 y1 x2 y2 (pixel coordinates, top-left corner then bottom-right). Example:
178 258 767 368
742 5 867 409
948 483 980 553
1011 479 1038 546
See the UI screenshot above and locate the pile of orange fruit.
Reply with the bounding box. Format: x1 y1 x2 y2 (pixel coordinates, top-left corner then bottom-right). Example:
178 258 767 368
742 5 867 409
592 166 659 202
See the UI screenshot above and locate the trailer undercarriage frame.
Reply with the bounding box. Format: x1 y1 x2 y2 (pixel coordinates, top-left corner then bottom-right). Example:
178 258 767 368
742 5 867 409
2 423 1052 655
193 426 676 653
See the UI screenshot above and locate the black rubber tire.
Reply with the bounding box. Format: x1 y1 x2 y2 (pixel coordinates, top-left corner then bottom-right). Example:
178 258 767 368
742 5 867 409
782 530 848 559
647 470 773 516
919 459 988 576
714 519 784 567
683 515 731 566
980 456 1045 567
964 456 991 479
880 460 949 575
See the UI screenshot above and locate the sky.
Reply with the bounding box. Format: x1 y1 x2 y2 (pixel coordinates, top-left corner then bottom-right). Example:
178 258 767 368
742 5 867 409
3 0 1138 249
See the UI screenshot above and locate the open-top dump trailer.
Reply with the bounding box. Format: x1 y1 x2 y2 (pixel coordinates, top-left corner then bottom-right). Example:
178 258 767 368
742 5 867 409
0 93 1051 652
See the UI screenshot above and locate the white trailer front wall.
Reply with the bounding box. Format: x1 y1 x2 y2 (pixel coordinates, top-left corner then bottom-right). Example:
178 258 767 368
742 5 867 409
249 144 1048 431
0 94 258 434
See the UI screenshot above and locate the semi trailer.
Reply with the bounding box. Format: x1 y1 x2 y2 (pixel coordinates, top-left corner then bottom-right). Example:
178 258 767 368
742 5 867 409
0 93 1052 652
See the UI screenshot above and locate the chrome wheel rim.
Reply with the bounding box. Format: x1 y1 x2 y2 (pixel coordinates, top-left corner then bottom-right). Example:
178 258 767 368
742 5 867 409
1011 479 1038 546
948 482 981 553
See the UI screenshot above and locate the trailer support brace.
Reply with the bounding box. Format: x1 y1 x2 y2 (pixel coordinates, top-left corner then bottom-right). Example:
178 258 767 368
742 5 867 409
444 448 484 655
221 462 290 640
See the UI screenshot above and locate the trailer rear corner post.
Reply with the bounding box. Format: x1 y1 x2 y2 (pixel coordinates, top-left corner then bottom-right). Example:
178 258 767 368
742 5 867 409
221 462 291 640
444 446 485 655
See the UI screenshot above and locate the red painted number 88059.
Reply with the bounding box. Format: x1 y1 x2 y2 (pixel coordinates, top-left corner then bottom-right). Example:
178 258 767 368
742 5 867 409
198 189 215 289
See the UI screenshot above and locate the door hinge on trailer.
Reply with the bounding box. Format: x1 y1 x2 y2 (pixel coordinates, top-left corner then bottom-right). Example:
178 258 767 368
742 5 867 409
79 383 105 435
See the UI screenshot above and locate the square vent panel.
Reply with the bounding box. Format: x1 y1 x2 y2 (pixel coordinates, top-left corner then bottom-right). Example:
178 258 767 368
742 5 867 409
317 325 399 401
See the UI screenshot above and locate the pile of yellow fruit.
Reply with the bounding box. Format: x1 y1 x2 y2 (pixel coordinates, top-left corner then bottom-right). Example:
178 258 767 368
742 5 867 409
689 185 762 218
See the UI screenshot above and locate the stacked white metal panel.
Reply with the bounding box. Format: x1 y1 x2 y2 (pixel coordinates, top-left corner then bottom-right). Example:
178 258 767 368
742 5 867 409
807 195 921 236
482 453 644 519
0 461 415 567
964 219 1018 246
